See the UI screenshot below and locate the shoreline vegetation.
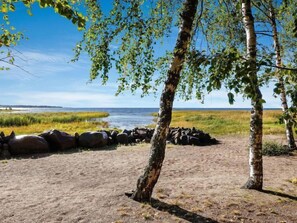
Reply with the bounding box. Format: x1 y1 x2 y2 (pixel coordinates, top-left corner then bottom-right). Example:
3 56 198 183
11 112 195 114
0 110 288 136
0 112 109 135
168 110 286 136
149 110 287 136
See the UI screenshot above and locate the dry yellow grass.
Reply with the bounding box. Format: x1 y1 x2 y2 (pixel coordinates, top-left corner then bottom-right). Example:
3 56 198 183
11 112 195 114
0 112 109 135
0 110 289 136
168 110 285 136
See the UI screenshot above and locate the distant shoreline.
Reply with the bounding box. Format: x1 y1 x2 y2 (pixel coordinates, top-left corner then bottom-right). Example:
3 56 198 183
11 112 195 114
0 105 281 112
0 105 63 108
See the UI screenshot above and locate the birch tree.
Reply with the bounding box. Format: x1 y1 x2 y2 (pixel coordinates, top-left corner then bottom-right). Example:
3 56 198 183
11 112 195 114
174 0 265 190
240 0 263 190
267 0 296 150
251 0 297 150
131 0 199 202
74 0 201 202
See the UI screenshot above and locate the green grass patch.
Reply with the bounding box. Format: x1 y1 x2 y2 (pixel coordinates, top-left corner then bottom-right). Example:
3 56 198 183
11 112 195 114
262 141 291 156
163 110 287 136
0 115 41 126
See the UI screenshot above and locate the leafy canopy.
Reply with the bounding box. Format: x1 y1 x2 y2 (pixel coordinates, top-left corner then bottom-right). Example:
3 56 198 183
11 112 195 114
74 0 192 95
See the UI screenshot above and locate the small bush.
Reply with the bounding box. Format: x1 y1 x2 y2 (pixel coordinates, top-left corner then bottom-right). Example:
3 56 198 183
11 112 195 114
262 141 290 156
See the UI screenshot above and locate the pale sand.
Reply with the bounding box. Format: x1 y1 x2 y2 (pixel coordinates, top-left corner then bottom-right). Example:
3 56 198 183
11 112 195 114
0 135 296 223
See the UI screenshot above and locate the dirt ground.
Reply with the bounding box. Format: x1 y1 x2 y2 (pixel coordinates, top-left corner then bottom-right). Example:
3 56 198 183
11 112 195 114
0 135 296 223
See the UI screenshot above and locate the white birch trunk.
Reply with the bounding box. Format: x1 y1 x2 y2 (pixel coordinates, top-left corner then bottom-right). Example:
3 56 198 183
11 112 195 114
130 0 199 202
269 0 296 150
242 0 263 190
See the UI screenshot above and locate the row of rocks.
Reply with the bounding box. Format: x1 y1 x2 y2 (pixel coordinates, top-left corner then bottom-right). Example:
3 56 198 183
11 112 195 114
0 127 217 159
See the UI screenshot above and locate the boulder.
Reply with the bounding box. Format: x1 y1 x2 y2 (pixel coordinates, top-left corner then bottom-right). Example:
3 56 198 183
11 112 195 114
171 130 181 145
0 132 4 143
117 133 129 145
180 135 189 145
74 132 80 145
99 130 111 137
135 128 147 140
147 129 154 139
108 137 113 145
110 130 119 144
128 135 135 143
8 135 50 155
0 144 11 159
144 137 151 143
0 131 15 144
40 129 76 151
188 136 201 146
122 129 132 135
99 131 109 144
78 131 108 148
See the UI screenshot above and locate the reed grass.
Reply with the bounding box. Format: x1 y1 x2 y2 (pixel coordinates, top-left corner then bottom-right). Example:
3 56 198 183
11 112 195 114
0 110 289 136
168 110 285 136
0 112 109 135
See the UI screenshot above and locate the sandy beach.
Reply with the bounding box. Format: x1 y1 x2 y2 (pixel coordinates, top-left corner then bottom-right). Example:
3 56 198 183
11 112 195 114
0 135 296 223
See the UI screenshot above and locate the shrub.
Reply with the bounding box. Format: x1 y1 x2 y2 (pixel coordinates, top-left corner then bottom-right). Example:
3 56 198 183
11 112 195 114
262 141 290 156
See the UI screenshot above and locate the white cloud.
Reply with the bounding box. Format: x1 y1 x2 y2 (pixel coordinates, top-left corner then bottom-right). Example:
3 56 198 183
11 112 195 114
4 50 90 79
1 90 159 108
2 91 116 107
0 49 282 108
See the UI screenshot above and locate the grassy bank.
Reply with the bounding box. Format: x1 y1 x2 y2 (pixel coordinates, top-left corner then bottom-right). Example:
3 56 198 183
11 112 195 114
0 112 109 135
167 110 286 136
0 110 290 136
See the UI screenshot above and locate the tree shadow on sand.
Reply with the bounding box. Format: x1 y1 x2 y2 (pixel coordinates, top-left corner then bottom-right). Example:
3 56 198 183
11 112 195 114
262 189 297 201
150 198 218 223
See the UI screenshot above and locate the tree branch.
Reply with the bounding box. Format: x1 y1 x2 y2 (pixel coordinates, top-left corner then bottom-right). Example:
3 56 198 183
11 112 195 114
252 0 272 20
255 32 274 37
0 59 32 75
263 64 297 71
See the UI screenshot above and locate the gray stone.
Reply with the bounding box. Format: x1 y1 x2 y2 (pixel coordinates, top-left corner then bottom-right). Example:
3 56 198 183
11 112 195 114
0 131 15 144
110 130 119 143
0 144 11 159
135 128 147 140
180 135 189 145
128 135 135 143
188 136 201 146
79 131 108 148
40 129 76 151
116 133 129 145
122 129 132 135
144 137 151 143
8 135 50 155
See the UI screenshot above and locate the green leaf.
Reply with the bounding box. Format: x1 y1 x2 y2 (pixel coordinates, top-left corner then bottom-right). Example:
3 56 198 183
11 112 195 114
227 92 235 105
27 9 33 16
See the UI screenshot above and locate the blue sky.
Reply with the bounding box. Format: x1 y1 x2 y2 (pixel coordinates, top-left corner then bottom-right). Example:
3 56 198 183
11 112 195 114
0 3 280 108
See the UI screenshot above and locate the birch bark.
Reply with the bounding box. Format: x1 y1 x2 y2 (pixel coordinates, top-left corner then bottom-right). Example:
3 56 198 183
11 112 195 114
242 0 263 190
131 0 199 202
269 0 296 150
